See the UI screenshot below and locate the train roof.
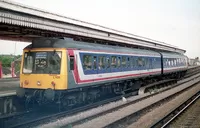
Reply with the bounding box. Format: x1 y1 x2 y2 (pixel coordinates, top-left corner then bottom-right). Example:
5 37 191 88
161 52 187 58
25 37 185 57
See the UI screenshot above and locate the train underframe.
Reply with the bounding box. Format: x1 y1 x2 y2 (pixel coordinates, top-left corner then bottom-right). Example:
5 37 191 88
16 71 187 108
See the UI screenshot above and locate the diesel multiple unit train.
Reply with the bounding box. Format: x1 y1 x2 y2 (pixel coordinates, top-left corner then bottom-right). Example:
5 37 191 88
16 37 188 106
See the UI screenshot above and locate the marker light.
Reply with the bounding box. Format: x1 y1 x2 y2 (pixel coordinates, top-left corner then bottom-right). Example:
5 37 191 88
51 81 56 87
37 81 41 86
24 80 29 85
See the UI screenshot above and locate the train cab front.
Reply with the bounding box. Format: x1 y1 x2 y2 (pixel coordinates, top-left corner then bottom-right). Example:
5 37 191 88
16 48 68 105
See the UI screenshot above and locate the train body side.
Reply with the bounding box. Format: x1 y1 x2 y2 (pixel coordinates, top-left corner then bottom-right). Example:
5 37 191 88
67 49 162 89
160 52 188 76
17 37 189 103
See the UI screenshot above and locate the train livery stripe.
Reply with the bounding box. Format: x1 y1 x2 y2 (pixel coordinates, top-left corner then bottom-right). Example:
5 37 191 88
68 49 187 84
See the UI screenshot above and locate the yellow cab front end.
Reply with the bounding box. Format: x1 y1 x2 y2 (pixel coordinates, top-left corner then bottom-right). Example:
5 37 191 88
17 48 68 102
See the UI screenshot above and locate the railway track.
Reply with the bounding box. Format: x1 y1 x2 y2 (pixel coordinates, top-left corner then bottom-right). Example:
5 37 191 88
151 92 200 128
184 66 200 78
19 73 200 128
1 92 134 128
0 67 200 128
73 76 200 128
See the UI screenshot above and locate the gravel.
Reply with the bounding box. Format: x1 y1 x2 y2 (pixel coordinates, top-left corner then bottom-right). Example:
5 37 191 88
168 96 200 127
38 92 150 128
127 80 200 128
0 81 19 91
72 76 200 128
36 73 200 128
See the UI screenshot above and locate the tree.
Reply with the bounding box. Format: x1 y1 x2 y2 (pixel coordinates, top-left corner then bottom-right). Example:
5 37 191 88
0 55 14 67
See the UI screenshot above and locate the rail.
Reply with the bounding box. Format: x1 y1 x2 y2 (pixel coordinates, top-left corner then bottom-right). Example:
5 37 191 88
150 92 200 128
0 66 200 127
8 73 200 128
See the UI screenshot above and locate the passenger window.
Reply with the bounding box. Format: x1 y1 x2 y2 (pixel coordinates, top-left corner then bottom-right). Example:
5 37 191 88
171 59 174 66
127 57 130 67
165 59 168 66
143 58 146 67
145 58 148 67
137 57 144 67
83 55 92 70
137 58 142 67
183 59 185 64
132 57 135 67
111 56 117 68
98 56 105 70
117 57 121 68
163 59 166 66
94 56 97 70
122 56 126 67
106 57 110 69
174 59 177 66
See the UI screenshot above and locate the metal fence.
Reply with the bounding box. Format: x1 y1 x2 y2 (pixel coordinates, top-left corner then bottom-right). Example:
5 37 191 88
0 59 21 79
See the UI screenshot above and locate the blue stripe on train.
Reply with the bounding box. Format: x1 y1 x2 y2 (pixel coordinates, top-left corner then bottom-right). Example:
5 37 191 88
79 52 162 75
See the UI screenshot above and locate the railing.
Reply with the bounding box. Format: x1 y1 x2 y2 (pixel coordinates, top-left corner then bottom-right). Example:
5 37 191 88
11 61 20 78
0 62 2 78
0 60 21 79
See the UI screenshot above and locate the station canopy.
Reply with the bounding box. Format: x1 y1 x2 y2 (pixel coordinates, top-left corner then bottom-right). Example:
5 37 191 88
0 0 186 54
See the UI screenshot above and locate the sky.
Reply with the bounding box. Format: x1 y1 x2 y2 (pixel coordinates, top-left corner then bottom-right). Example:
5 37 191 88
0 0 199 58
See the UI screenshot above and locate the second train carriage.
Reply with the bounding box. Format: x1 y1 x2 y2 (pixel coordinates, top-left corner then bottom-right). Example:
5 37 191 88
161 52 188 76
16 37 188 106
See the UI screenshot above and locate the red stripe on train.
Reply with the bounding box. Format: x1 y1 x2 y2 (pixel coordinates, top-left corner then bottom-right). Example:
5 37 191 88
67 49 186 84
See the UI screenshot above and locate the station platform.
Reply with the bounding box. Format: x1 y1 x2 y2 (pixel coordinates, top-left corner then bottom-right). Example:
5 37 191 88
188 65 200 70
0 90 16 97
0 78 19 82
0 80 19 92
